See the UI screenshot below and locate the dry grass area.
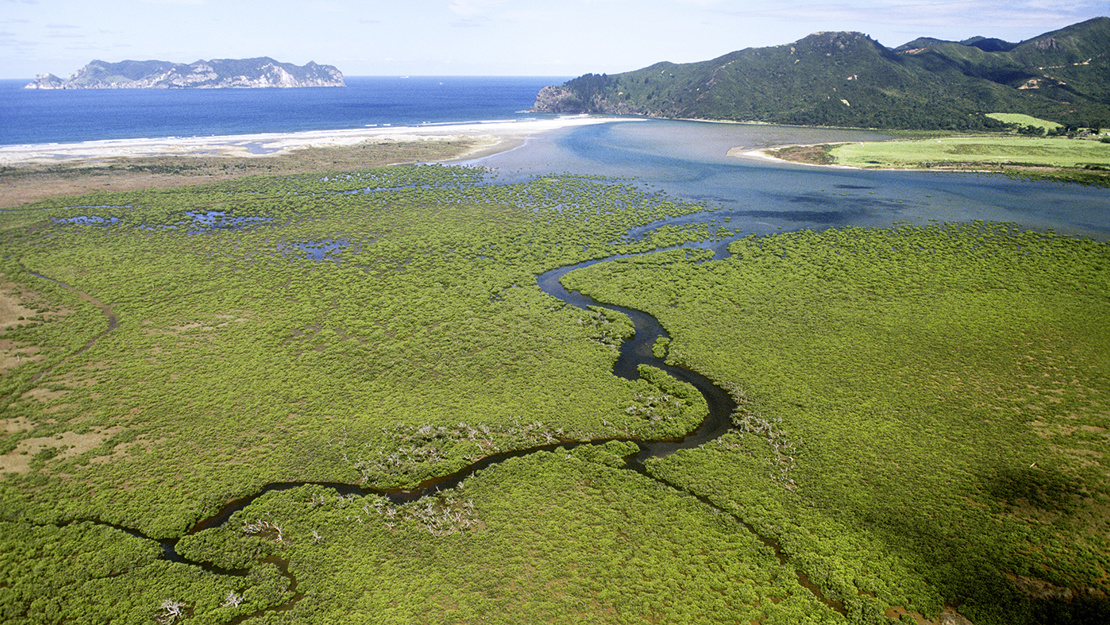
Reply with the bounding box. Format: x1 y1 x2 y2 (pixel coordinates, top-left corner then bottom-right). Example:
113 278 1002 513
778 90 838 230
0 138 485 208
0 281 70 375
0 283 39 329
0 427 122 475
2 417 34 434
0 339 42 375
18 386 69 404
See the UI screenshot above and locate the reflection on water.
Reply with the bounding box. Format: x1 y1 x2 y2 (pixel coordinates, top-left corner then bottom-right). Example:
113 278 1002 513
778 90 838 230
283 239 351 262
184 210 270 233
463 118 1110 240
56 216 120 226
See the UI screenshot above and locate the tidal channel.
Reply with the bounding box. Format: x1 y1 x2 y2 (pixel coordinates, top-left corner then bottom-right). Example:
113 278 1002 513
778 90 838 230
28 242 850 618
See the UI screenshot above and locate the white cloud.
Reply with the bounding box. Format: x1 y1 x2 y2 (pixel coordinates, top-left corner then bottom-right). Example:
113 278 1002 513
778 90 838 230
448 0 509 17
0 0 1105 78
710 0 1103 29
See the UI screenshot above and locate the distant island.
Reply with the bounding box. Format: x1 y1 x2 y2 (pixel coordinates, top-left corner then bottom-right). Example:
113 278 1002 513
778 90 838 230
534 17 1110 130
24 57 345 89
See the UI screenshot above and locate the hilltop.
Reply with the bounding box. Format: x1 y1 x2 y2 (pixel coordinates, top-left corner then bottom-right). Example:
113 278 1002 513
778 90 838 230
24 57 345 89
533 17 1110 130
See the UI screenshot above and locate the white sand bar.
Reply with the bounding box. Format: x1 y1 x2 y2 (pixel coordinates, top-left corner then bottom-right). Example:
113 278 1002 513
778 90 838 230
0 116 619 166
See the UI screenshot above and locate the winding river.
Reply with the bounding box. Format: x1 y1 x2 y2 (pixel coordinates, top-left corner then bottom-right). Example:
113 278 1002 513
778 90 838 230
13 118 1107 621
187 253 741 525
25 243 848 618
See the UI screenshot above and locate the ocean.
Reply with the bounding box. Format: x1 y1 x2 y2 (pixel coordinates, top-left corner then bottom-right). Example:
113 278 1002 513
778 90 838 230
2 75 1107 239
0 76 565 146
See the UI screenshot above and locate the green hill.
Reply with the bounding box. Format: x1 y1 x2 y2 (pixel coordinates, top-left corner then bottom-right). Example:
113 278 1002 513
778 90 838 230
533 17 1110 130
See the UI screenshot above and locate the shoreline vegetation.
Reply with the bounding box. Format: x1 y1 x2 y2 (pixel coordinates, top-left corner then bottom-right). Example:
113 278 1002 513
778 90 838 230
0 117 613 208
6 116 1108 212
751 133 1110 186
1 119 1107 624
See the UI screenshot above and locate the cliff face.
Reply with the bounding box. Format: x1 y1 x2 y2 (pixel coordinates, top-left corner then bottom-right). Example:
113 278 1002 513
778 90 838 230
531 86 587 114
25 57 345 89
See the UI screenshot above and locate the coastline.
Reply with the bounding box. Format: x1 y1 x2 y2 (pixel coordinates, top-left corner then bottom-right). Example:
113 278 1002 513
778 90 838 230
0 116 614 166
732 143 1000 174
0 116 622 207
726 143 857 168
731 142 1033 174
733 138 1110 187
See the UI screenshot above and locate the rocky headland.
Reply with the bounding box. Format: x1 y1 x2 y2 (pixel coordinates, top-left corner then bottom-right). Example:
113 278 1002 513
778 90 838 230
25 57 345 89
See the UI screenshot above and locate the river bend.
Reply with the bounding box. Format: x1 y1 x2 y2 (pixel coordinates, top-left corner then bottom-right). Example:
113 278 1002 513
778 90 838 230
24 249 846 617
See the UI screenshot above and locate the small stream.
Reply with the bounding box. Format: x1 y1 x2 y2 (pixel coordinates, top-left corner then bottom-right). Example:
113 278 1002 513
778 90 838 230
184 251 740 538
25 247 846 618
538 256 737 464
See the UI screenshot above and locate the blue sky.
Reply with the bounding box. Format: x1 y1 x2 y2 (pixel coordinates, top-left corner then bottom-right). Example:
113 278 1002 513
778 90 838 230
2 0 1106 79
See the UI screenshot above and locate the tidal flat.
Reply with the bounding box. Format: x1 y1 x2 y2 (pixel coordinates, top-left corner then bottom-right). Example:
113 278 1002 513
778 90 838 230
1 125 1108 624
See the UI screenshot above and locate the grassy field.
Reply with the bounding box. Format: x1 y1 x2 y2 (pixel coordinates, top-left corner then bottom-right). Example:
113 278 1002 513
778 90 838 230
1 160 1108 624
985 113 1063 133
769 134 1110 186
830 135 1110 169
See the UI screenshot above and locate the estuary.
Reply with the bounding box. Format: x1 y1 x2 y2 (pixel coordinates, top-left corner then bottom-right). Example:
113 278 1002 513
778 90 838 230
464 119 1110 241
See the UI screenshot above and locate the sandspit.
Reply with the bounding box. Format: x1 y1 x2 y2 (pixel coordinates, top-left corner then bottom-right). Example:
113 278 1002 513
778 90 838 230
0 116 616 166
726 143 856 168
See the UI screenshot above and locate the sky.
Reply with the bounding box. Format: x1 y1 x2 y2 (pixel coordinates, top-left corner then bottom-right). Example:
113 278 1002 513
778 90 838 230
1 0 1107 79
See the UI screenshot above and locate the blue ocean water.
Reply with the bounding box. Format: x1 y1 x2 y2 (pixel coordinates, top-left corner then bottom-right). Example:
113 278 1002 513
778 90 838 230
0 76 566 146
2 74 1106 239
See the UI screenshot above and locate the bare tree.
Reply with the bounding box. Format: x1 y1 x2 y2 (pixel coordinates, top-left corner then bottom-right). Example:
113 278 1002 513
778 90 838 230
220 590 244 608
156 599 186 624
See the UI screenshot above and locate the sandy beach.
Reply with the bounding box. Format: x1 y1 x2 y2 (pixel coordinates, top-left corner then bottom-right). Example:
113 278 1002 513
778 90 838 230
726 146 785 162
0 115 615 166
0 115 624 207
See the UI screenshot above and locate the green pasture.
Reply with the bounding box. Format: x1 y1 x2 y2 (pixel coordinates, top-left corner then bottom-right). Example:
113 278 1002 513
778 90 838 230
985 113 1063 133
831 135 1110 169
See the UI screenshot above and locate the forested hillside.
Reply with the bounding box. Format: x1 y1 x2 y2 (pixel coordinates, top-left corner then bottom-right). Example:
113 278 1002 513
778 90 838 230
534 17 1110 130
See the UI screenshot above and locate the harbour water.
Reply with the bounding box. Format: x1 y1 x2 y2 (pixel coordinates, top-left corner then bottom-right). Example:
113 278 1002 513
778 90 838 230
463 119 1110 240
